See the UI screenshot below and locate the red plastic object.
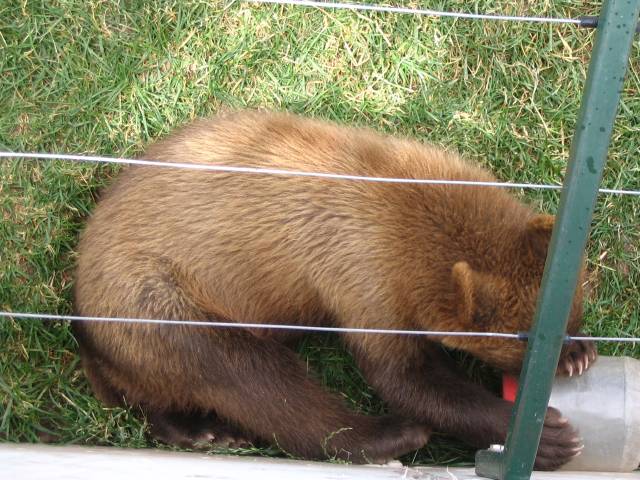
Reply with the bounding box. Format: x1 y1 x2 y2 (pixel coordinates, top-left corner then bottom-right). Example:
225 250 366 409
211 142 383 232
502 374 519 402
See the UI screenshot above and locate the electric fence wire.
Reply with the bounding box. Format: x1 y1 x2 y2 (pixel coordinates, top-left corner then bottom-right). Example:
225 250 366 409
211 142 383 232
2 152 639 343
1 152 638 342
1 312 639 343
2 152 640 196
243 0 600 28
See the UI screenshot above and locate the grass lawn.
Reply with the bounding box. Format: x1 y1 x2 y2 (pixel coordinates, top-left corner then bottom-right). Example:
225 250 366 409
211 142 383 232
1 0 639 466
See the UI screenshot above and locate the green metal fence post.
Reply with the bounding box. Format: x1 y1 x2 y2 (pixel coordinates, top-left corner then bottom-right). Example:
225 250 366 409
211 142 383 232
475 0 640 479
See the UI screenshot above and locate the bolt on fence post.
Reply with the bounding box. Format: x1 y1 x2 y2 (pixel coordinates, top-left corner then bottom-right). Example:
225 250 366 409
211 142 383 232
475 0 640 479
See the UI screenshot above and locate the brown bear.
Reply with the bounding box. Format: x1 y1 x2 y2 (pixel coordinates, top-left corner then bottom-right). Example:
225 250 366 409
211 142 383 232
73 110 596 469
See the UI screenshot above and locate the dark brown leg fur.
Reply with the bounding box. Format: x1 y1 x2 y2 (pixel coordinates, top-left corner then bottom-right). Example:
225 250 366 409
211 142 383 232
154 327 427 462
78 349 255 450
346 336 581 470
93 326 429 462
146 410 252 450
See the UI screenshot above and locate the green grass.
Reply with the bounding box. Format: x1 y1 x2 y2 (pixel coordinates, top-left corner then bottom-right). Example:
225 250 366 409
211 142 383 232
1 0 639 466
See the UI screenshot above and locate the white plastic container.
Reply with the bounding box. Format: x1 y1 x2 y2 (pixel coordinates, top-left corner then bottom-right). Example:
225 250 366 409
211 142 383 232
548 355 640 472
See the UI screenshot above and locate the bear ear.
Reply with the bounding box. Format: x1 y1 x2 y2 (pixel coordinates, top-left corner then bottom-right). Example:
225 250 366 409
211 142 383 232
522 214 555 260
451 262 499 329
452 261 474 325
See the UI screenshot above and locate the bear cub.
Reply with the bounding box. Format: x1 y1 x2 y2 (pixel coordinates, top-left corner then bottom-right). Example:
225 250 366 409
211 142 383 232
73 111 596 469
